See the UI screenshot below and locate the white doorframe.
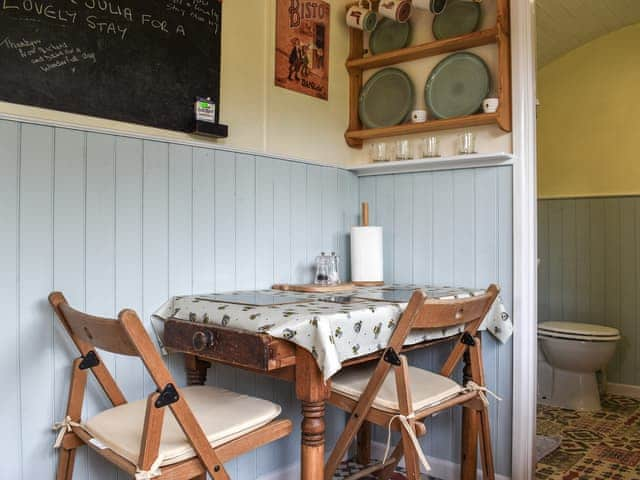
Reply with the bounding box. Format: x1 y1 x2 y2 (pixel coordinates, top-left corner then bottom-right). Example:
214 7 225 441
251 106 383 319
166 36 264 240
510 0 538 479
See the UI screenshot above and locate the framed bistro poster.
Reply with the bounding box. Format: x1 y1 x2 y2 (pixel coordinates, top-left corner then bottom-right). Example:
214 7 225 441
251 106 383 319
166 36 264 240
275 0 330 100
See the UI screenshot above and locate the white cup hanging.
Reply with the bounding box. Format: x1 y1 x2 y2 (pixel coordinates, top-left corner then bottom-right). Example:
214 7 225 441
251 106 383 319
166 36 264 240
378 0 413 23
346 1 378 32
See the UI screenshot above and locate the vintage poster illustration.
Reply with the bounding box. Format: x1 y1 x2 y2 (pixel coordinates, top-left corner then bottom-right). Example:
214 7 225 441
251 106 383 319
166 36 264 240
275 0 330 100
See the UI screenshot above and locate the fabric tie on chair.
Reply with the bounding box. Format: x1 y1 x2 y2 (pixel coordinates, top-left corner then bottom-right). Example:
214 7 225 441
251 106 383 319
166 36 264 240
134 455 164 480
382 413 432 472
464 381 502 407
53 416 83 449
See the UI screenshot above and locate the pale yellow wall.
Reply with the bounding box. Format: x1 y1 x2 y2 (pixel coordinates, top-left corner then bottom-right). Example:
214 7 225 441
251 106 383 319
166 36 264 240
537 22 640 198
0 0 356 167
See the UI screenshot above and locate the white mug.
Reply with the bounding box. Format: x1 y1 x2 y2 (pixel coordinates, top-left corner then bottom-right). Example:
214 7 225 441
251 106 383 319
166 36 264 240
378 0 413 23
483 97 499 113
346 3 378 32
411 109 427 123
411 0 430 10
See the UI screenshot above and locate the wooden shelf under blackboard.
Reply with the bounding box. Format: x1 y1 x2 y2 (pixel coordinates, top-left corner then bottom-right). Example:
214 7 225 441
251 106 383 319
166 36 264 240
194 121 229 138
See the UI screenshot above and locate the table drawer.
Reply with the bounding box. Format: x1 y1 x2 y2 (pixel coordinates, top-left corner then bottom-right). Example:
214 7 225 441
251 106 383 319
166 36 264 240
163 319 292 371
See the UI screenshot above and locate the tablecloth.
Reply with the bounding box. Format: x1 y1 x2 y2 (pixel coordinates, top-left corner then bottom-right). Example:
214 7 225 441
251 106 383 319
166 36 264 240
152 285 512 380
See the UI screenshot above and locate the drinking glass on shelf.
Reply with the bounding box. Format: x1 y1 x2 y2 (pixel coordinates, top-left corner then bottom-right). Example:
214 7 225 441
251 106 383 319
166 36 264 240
422 136 440 157
369 142 389 162
411 140 423 160
396 139 411 160
458 130 476 154
384 142 396 161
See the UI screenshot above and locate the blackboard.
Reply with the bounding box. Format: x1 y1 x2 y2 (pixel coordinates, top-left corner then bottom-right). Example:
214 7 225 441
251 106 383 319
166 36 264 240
0 0 222 132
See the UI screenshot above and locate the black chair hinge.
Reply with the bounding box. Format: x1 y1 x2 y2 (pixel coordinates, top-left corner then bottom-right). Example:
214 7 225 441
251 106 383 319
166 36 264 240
383 347 401 366
79 350 100 370
155 383 180 408
461 332 476 346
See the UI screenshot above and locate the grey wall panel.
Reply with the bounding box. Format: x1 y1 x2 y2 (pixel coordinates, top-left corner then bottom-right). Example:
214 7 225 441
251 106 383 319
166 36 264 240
539 196 640 386
359 167 514 476
0 120 22 478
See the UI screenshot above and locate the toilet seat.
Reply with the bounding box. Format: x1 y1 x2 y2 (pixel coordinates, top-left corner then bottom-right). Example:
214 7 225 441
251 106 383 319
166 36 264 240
538 321 620 342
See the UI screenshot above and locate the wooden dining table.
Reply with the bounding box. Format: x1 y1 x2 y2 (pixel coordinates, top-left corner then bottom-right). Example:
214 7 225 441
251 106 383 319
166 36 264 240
164 322 480 480
154 286 512 480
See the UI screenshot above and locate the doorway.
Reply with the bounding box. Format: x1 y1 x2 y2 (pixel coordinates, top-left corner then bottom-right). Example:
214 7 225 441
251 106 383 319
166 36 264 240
535 3 640 478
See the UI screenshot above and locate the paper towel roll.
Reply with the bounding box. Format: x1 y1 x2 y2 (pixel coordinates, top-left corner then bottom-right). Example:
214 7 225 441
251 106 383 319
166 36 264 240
351 226 383 282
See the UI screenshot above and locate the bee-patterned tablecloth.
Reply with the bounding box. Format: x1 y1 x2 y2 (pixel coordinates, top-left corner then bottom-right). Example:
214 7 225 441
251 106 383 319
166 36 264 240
152 285 512 380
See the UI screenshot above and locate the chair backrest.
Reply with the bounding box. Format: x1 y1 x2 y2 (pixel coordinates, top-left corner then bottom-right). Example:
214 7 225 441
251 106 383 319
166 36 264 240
414 286 498 331
49 291 178 404
389 284 499 378
57 301 139 356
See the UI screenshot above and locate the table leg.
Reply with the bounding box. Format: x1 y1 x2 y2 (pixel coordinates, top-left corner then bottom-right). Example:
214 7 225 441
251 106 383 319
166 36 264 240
356 421 372 466
185 354 211 386
461 339 479 480
296 348 330 480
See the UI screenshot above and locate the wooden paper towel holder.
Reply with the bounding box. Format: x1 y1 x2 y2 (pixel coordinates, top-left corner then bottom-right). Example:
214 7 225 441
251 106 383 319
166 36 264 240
352 202 385 287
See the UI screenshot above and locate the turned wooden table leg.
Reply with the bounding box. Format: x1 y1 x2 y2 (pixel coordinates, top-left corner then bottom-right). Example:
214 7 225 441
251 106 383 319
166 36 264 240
185 354 211 386
461 336 479 480
296 348 330 480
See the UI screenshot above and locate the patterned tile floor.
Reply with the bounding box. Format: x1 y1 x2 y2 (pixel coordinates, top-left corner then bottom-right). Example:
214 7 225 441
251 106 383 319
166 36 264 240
537 394 640 480
334 459 434 479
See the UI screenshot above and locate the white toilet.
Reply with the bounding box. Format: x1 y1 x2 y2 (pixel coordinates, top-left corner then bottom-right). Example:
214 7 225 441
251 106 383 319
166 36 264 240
538 321 620 411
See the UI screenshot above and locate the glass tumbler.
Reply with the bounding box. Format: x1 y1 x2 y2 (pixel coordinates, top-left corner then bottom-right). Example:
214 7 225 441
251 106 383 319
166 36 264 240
423 136 440 157
396 139 411 160
369 142 389 162
458 130 476 154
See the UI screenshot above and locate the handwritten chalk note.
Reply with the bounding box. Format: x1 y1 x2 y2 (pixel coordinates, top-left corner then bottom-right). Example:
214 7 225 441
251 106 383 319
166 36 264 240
1 37 97 73
0 0 223 132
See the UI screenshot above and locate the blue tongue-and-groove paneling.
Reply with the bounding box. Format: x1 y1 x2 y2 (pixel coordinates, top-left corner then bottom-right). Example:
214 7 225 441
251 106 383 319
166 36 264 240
359 167 513 477
0 119 357 480
0 116 513 479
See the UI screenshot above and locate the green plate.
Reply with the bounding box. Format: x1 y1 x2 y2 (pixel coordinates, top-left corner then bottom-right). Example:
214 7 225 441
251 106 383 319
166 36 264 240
359 68 414 129
432 0 482 40
424 52 490 119
369 18 411 55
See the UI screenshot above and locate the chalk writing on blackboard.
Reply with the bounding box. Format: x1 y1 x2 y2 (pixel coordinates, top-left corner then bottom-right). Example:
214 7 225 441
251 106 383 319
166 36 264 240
0 0 221 39
0 0 223 133
1 37 96 72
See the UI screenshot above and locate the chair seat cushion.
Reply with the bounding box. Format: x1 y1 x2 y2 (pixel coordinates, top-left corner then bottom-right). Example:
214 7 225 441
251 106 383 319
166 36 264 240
331 364 463 413
83 385 281 467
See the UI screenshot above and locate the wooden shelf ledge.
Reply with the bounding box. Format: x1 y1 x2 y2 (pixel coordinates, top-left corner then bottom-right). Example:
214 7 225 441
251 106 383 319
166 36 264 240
346 112 503 147
347 152 514 177
346 27 500 72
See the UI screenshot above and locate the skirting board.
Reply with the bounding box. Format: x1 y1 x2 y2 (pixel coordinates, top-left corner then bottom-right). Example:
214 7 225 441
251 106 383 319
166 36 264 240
607 382 640 400
256 442 512 480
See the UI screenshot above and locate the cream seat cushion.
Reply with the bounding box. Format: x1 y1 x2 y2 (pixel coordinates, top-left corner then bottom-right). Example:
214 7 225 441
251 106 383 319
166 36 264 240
83 385 281 467
331 364 463 413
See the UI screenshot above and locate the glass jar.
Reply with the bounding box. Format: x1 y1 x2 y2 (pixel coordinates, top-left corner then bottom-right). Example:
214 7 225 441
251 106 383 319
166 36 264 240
314 252 331 285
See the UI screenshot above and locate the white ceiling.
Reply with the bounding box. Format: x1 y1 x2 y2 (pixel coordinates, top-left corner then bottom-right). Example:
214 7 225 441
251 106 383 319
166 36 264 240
536 0 640 67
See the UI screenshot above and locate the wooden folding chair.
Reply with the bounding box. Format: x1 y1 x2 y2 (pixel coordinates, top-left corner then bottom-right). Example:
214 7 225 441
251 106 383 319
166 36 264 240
49 292 292 480
324 285 500 480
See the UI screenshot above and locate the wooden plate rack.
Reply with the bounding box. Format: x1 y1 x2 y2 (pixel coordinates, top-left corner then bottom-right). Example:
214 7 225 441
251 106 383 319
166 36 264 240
345 0 511 148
